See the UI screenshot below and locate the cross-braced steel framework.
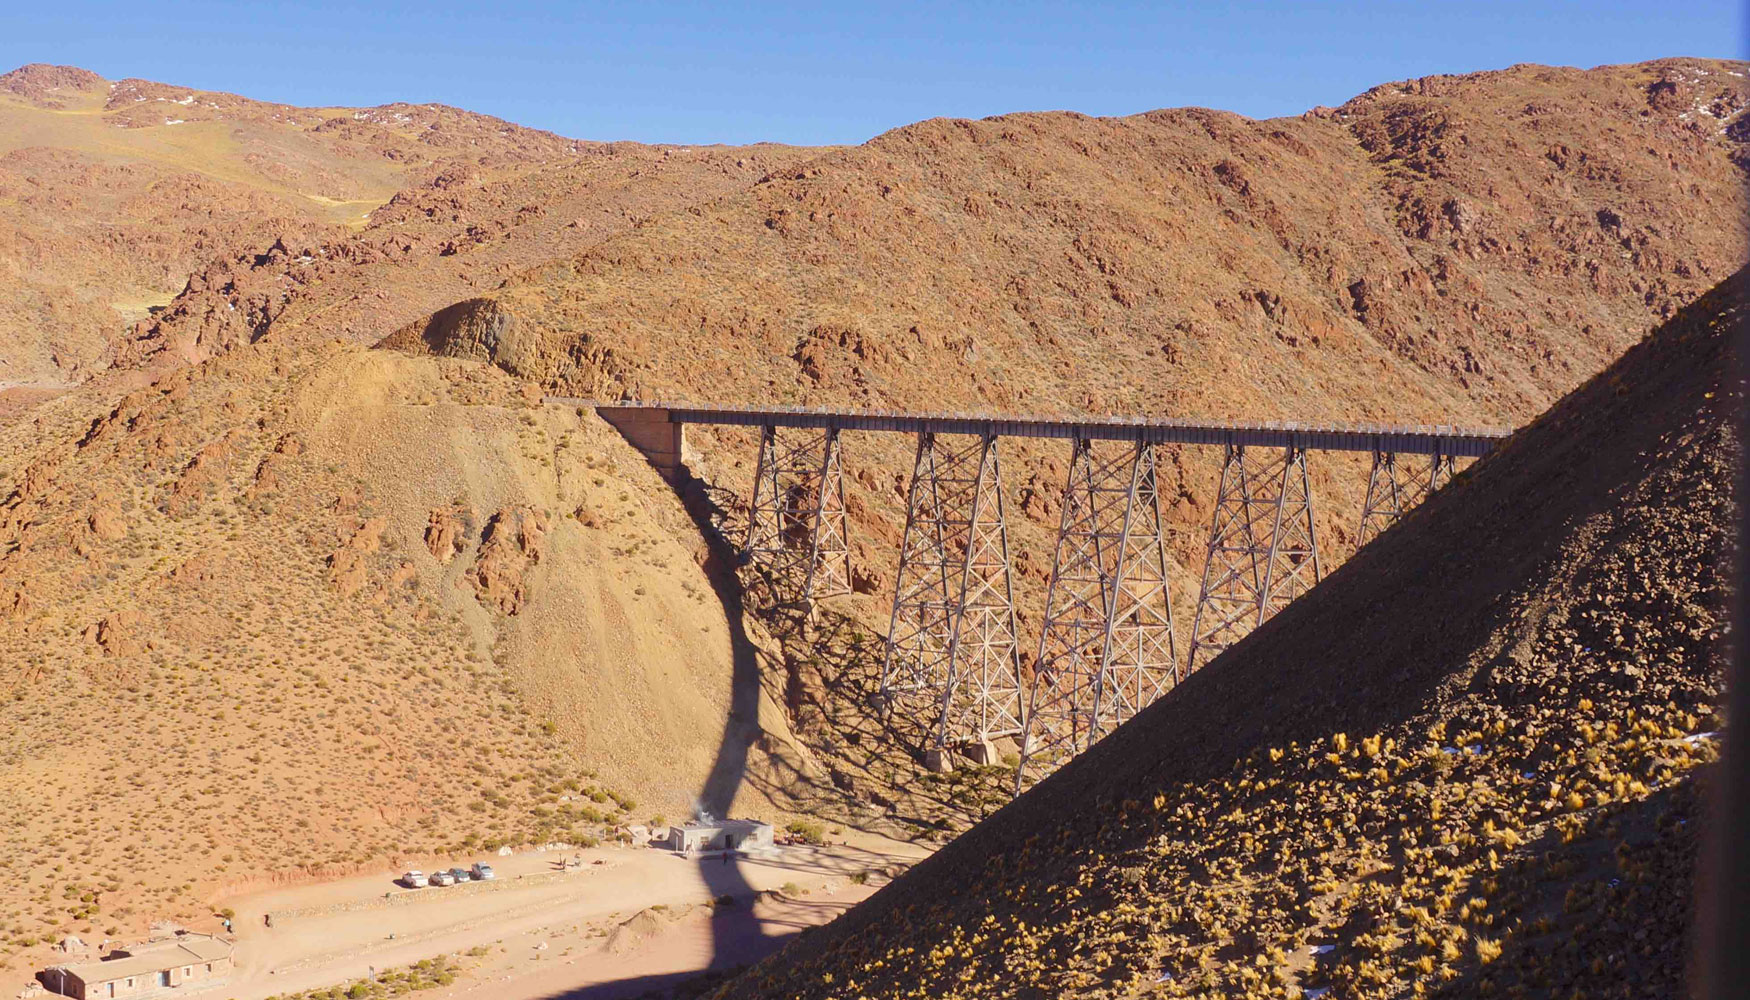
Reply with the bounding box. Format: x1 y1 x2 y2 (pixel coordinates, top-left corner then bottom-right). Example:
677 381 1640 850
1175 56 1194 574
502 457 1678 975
1356 449 1457 546
1018 438 1178 776
879 433 1025 749
743 425 851 608
1185 444 1322 673
571 399 1511 778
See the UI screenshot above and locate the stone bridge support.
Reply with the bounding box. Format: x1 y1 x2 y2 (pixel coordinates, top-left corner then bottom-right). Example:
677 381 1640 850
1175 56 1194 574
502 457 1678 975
592 406 688 483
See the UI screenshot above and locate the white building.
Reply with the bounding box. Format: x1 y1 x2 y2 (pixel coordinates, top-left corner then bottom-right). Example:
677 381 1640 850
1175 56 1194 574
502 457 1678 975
45 933 233 998
662 818 774 855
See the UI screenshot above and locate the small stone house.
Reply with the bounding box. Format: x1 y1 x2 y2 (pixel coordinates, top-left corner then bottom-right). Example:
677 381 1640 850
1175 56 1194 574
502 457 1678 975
663 818 774 854
45 933 233 998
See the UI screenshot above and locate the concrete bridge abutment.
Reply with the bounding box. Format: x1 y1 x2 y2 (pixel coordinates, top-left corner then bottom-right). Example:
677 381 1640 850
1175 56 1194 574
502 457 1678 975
595 406 689 483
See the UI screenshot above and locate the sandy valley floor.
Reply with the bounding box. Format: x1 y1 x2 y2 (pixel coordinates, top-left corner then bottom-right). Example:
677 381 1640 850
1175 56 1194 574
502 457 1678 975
164 832 931 1000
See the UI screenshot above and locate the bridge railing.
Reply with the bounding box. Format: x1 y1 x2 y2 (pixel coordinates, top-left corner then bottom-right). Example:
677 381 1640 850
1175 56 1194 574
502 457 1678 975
552 397 1511 457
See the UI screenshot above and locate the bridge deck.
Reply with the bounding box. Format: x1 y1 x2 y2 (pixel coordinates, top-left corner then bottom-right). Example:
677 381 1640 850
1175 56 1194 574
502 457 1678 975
552 399 1512 457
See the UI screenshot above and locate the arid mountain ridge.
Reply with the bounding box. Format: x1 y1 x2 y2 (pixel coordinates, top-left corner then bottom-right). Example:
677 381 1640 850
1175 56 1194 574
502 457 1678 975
0 61 823 386
0 55 1743 991
384 55 1747 661
415 56 1744 424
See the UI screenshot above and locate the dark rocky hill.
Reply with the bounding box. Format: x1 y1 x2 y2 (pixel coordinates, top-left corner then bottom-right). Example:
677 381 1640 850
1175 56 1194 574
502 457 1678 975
711 269 1742 999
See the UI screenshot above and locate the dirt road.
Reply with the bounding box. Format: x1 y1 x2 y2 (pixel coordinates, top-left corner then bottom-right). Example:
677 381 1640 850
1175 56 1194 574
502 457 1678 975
197 833 927 999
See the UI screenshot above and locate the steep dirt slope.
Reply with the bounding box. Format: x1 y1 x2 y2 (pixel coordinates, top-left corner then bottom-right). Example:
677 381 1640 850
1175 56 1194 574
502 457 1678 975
0 62 822 386
0 338 818 980
711 271 1742 999
391 57 1748 663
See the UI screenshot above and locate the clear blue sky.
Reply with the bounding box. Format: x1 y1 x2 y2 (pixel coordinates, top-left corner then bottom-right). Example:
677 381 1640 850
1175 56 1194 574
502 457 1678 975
3 1 1741 145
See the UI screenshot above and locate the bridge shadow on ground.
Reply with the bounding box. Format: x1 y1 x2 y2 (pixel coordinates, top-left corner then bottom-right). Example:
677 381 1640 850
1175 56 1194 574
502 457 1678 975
676 475 1015 845
538 468 1014 999
531 890 870 1000
736 608 1022 842
532 471 790 1000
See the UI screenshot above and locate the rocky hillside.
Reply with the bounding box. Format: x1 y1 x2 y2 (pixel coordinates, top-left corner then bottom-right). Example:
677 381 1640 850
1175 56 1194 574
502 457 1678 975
0 62 822 387
711 269 1741 999
0 336 822 978
409 59 1746 422
0 55 1741 991
389 57 1748 675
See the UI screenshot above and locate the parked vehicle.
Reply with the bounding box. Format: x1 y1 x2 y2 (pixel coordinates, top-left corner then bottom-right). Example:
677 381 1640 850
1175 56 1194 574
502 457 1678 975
470 863 496 880
429 870 456 887
401 870 428 888
448 867 473 883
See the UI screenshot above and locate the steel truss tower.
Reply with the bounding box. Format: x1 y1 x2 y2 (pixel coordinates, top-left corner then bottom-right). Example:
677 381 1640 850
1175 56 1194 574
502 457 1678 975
743 424 851 607
879 432 1025 750
1184 443 1321 673
1357 449 1457 545
1017 437 1177 778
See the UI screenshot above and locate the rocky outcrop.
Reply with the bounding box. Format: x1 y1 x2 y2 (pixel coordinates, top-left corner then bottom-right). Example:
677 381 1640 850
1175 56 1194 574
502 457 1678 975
87 500 126 541
424 506 471 564
247 433 303 497
469 506 548 614
0 63 104 106
84 609 144 657
163 431 242 516
327 516 387 598
381 297 613 386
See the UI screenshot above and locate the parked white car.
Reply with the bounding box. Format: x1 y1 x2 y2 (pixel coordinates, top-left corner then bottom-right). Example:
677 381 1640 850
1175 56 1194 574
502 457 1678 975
401 870 428 888
470 863 495 880
429 870 456 887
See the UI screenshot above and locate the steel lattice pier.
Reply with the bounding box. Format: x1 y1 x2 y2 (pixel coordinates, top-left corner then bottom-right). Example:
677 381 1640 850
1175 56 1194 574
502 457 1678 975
1185 444 1322 672
879 433 1025 754
1017 438 1178 776
742 425 851 610
1357 449 1458 545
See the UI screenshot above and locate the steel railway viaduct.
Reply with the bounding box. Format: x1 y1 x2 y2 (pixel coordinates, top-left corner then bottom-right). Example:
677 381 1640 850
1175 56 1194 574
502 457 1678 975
553 398 1509 780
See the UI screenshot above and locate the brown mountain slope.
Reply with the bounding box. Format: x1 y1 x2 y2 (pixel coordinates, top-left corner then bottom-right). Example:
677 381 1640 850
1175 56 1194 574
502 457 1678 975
408 58 1745 421
0 60 571 384
391 56 1747 685
710 270 1741 999
0 62 823 387
0 335 816 979
108 138 823 374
